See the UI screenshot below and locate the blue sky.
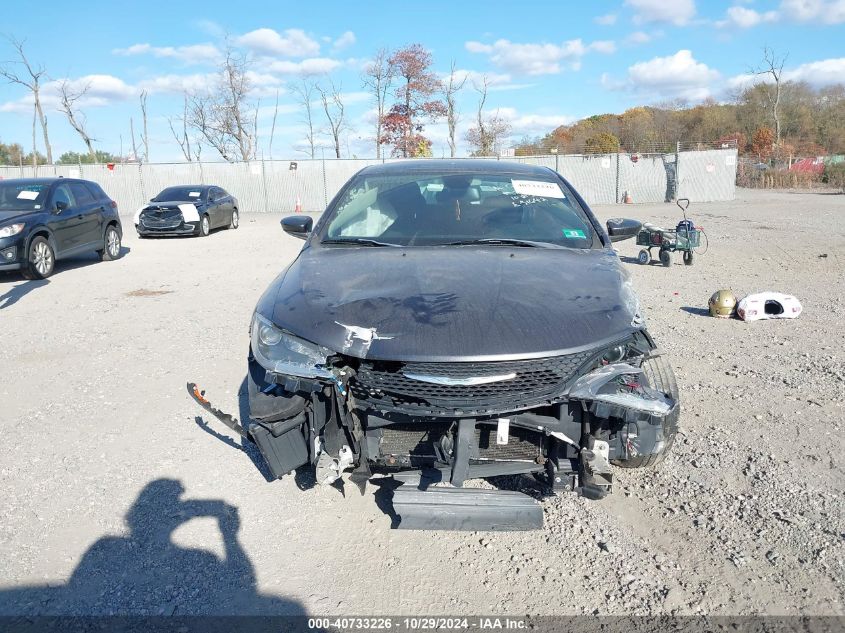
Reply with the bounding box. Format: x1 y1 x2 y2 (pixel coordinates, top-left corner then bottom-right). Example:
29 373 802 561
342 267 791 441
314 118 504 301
1 0 843 161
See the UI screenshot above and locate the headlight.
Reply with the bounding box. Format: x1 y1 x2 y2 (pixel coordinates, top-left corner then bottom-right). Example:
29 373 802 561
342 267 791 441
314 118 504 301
250 313 333 379
0 223 25 238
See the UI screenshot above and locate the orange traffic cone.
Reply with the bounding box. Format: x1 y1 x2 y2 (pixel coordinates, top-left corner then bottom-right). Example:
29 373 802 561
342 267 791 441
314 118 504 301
623 191 633 204
295 196 302 213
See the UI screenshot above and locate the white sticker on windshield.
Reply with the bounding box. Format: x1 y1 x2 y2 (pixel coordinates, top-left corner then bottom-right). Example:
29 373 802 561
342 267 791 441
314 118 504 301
17 190 39 200
511 179 565 199
189 191 201 197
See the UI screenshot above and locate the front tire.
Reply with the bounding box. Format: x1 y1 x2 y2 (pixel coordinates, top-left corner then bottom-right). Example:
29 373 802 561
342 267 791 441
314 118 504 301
198 215 210 237
660 249 671 267
683 250 693 266
229 209 239 230
99 225 122 261
22 236 55 280
612 354 680 469
637 249 650 265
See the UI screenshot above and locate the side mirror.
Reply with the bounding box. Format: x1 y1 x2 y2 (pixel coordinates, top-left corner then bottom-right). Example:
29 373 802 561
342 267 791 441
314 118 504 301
605 218 642 243
54 200 69 213
281 215 313 239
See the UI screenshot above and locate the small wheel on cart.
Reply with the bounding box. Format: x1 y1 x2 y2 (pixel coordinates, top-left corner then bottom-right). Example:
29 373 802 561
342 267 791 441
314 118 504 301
683 250 694 266
637 249 650 265
660 249 671 267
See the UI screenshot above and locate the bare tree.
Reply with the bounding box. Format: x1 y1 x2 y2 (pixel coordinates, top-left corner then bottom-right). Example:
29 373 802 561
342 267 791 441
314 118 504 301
292 78 317 158
58 80 96 161
167 93 192 161
139 90 150 162
752 46 787 147
268 88 280 159
1 37 52 163
130 117 140 162
465 75 511 156
442 61 466 158
187 46 257 162
361 48 394 159
317 81 347 159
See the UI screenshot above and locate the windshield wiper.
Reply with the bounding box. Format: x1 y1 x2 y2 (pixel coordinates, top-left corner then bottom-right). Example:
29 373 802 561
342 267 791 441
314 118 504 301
321 238 400 247
441 238 553 248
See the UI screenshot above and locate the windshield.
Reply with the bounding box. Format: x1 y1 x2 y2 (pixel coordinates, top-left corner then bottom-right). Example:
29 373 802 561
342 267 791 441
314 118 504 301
152 186 205 202
0 182 50 211
321 172 597 248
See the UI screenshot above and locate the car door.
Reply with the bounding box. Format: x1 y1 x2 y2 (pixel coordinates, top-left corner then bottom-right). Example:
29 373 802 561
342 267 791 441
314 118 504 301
218 188 234 224
207 187 224 228
69 182 103 249
47 183 81 254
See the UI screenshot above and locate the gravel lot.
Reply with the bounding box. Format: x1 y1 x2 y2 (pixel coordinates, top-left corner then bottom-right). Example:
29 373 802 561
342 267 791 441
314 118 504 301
0 188 842 616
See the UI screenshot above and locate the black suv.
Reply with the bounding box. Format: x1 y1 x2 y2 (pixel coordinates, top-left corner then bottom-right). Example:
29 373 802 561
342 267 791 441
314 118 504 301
0 178 123 279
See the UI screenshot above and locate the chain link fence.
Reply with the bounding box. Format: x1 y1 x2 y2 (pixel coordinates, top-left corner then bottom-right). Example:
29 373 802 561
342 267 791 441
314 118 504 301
0 148 737 214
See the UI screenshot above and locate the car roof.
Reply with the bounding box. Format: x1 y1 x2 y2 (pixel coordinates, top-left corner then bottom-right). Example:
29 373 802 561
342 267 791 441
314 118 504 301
0 177 65 186
358 159 555 178
158 184 211 190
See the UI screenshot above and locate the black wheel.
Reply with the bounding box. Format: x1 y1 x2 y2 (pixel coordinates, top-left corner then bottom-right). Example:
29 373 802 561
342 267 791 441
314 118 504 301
198 215 210 237
612 354 680 469
229 208 239 230
22 236 55 280
683 250 693 266
637 249 650 265
660 249 671 267
99 225 122 261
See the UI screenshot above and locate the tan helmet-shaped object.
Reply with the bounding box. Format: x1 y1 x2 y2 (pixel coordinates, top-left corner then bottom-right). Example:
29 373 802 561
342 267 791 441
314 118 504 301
709 289 737 318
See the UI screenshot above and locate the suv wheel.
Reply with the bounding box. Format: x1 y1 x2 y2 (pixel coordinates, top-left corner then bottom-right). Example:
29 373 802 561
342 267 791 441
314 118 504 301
99 225 122 261
22 236 55 280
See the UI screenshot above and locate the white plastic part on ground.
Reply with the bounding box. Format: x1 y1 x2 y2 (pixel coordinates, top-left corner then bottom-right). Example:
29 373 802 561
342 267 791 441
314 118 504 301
737 292 802 321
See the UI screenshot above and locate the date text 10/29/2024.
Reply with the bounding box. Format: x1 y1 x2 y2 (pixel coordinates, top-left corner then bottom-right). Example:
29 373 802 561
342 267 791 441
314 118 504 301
307 617 528 630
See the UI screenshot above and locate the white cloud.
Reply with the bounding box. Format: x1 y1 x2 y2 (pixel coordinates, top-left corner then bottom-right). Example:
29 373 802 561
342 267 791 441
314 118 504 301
235 28 320 58
616 49 720 100
333 31 356 51
625 31 653 44
726 57 845 92
590 40 617 54
625 0 696 25
493 107 575 135
112 43 220 65
136 73 216 95
265 57 345 75
780 0 845 24
465 38 605 75
0 74 137 113
595 13 618 25
716 6 779 28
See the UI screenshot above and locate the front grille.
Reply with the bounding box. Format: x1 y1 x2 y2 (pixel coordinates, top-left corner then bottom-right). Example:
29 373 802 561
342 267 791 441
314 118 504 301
140 207 183 229
377 422 543 462
351 351 595 415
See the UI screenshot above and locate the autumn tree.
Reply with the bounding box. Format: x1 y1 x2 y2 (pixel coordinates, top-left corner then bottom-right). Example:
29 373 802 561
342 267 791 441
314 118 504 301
751 126 775 160
380 44 446 157
584 132 620 154
0 38 52 164
361 48 394 159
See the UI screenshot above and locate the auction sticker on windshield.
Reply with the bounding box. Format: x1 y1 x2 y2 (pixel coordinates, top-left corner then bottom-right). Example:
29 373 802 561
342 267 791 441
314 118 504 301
512 179 565 198
17 190 39 200
563 228 586 238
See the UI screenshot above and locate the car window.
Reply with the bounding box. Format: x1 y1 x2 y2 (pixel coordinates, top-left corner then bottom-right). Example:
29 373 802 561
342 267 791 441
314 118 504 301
70 182 95 205
0 182 50 211
323 172 596 248
85 182 107 200
52 184 76 210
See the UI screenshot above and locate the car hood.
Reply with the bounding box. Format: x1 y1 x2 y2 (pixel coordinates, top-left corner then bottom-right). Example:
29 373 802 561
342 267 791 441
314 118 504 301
0 209 40 223
257 246 642 362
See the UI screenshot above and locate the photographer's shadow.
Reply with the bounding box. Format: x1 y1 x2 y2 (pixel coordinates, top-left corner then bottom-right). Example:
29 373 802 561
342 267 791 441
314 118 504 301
0 478 304 616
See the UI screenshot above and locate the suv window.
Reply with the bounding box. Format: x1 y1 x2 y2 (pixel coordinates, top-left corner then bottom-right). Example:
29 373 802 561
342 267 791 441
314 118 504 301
52 184 76 210
70 182 95 205
84 181 107 200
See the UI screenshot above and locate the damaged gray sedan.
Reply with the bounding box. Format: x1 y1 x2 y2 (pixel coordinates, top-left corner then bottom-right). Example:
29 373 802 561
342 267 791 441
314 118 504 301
190 160 679 530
